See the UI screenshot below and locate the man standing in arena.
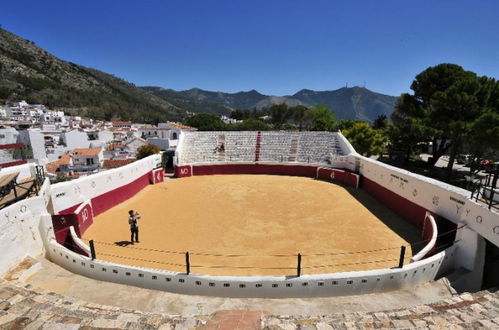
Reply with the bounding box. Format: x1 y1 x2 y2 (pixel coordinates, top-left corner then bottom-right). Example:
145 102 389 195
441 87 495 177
128 210 141 244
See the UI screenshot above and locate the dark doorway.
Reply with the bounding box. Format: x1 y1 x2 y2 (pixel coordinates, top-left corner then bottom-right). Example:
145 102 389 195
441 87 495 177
482 239 499 289
165 150 175 173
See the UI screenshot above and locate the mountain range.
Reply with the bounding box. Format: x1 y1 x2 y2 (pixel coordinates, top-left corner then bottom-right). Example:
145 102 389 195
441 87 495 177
1 28 398 123
143 86 398 122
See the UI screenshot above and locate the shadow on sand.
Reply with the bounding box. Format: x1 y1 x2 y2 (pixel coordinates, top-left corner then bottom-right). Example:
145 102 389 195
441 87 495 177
336 182 425 255
114 240 133 247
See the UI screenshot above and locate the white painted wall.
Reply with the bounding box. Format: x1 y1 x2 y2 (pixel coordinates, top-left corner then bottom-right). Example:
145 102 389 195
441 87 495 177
64 130 90 149
0 127 19 144
97 130 114 143
0 163 36 181
18 129 48 164
46 238 455 298
147 138 170 151
0 179 51 276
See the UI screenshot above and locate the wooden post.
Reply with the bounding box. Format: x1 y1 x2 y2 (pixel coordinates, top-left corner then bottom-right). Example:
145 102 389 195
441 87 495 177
89 240 96 260
297 253 302 277
398 246 406 268
185 252 190 275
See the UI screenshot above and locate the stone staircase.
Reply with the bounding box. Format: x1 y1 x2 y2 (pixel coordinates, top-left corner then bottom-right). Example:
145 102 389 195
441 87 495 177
288 133 299 162
254 131 261 162
217 134 226 162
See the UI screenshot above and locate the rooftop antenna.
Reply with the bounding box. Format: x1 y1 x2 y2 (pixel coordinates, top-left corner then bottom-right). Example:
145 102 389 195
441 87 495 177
363 81 366 88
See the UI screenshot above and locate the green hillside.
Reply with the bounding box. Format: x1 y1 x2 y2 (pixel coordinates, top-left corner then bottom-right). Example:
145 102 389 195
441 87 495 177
0 28 184 123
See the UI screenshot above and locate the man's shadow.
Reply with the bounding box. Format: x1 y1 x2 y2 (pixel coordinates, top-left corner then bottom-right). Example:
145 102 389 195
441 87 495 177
114 240 133 247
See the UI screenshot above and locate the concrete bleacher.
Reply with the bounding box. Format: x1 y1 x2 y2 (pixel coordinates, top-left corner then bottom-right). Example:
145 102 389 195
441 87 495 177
296 131 344 164
259 132 293 163
224 131 258 162
179 131 219 164
179 131 346 165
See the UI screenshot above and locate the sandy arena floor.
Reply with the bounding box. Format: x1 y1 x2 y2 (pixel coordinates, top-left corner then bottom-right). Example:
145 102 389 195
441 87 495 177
82 175 422 276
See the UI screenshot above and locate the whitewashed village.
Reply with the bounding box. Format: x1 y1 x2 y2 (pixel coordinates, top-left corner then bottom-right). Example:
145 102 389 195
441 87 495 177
0 100 196 179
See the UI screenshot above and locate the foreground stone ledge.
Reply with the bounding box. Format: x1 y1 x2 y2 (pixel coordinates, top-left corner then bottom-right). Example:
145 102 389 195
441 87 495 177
0 279 498 329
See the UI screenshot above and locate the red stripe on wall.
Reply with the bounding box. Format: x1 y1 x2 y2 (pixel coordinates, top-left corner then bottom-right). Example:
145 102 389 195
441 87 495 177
254 132 261 162
0 143 25 150
361 176 456 249
192 163 318 177
0 159 28 168
58 172 152 216
90 172 151 216
362 176 427 228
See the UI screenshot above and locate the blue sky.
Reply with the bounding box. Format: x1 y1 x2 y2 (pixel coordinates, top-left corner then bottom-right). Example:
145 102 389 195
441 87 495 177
1 0 498 96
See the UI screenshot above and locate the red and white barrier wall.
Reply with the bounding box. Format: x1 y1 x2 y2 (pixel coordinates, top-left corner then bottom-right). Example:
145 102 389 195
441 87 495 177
357 156 499 247
51 155 162 216
175 163 361 189
49 154 162 255
411 212 438 262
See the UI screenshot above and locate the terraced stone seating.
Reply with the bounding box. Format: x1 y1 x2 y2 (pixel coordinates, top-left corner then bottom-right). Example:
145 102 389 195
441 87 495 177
179 132 219 163
224 131 258 162
179 131 346 165
297 131 344 164
259 132 293 163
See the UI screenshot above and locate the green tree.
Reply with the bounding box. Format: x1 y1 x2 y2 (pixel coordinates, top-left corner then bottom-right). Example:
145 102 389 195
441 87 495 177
290 105 310 131
309 105 336 131
230 118 272 131
161 151 169 171
373 114 389 130
463 82 499 175
391 63 498 177
184 113 226 131
136 144 161 159
269 103 291 129
342 122 388 156
230 109 251 120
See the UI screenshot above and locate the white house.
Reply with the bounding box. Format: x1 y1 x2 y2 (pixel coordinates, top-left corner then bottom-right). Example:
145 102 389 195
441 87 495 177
63 129 90 149
112 121 132 129
105 143 128 159
97 129 114 143
70 148 104 172
124 137 147 157
17 129 48 164
158 122 195 140
0 127 20 145
147 137 174 151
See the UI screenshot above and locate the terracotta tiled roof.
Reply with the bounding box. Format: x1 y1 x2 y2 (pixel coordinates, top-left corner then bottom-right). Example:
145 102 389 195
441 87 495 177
106 143 124 151
163 122 196 130
103 159 135 169
46 153 71 173
72 148 102 156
